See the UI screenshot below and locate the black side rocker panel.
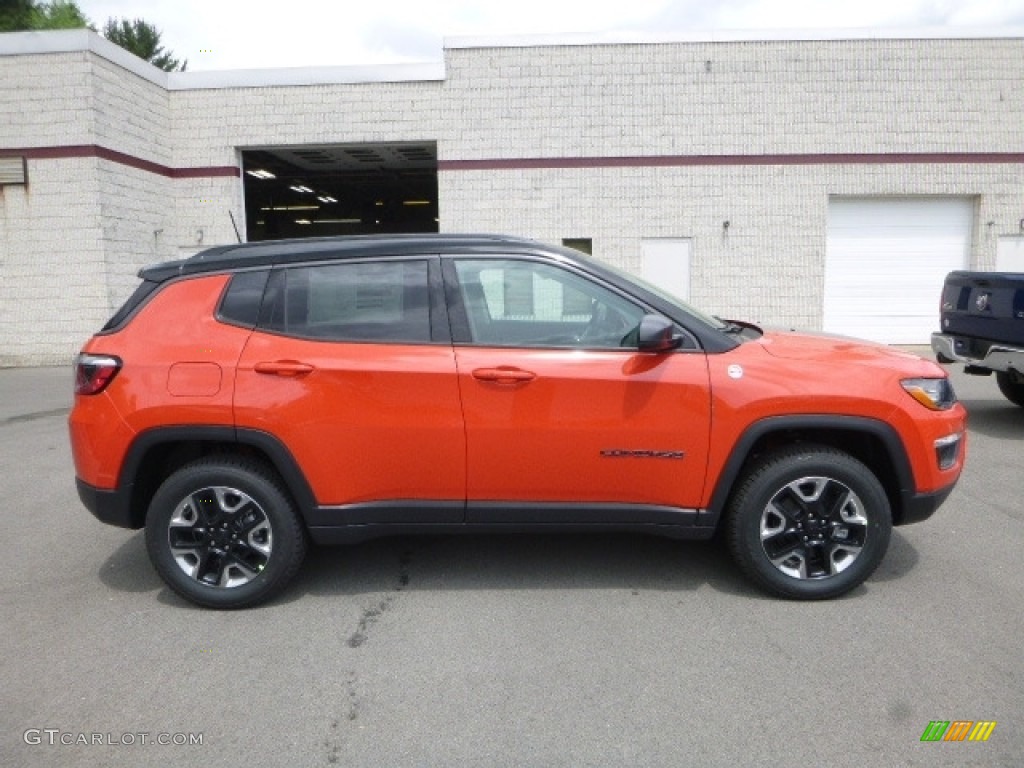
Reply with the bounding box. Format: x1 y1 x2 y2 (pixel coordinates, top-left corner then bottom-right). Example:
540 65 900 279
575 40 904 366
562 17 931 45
306 501 718 545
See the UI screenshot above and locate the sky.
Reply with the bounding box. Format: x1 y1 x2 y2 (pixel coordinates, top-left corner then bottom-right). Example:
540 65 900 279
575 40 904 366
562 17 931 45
76 0 1024 71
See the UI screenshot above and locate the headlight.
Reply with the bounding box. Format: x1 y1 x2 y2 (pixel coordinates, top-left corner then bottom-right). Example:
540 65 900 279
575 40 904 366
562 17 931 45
901 377 957 411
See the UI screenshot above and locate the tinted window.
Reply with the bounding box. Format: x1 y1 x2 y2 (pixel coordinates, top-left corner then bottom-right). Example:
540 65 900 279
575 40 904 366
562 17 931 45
262 261 431 343
454 259 644 348
218 270 270 328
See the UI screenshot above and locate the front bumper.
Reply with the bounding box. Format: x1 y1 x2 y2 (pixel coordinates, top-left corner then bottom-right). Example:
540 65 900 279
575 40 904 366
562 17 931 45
931 332 1024 373
897 479 958 526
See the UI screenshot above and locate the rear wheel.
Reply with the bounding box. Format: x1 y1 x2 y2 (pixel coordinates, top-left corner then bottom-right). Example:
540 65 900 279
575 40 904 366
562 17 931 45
726 445 891 599
145 457 307 609
996 370 1024 408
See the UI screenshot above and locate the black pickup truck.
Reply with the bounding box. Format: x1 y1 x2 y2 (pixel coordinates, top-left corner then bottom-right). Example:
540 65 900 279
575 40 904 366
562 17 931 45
931 271 1024 407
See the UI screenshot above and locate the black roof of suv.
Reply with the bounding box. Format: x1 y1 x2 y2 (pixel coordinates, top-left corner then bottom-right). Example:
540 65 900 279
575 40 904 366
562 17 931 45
141 234 549 281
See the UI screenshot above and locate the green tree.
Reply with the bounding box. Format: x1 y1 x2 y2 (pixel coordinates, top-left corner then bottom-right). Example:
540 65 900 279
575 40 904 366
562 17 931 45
0 0 90 31
0 3 186 73
33 0 89 29
102 17 186 72
0 1 37 31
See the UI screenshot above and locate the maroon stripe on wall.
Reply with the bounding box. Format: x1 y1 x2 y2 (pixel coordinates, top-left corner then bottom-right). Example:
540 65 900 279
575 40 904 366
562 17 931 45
439 152 1024 171
0 145 239 178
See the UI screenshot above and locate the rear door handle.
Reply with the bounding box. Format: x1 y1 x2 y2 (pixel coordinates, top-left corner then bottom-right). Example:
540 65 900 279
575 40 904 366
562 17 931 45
254 361 314 377
471 367 536 384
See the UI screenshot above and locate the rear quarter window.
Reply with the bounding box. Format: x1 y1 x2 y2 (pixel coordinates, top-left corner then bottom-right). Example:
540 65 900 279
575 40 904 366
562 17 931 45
217 270 270 328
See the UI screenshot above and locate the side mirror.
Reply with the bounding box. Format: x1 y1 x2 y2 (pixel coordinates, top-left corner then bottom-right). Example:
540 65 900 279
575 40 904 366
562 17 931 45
636 314 683 352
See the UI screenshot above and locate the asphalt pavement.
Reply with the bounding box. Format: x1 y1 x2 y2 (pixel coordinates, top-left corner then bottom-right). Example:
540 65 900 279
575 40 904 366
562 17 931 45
1 360 1021 767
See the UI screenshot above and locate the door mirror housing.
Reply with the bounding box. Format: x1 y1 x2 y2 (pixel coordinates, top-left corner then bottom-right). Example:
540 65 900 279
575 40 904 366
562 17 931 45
636 314 683 352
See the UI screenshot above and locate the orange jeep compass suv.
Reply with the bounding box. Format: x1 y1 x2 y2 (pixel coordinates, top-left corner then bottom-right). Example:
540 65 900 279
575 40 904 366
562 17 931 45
70 235 966 608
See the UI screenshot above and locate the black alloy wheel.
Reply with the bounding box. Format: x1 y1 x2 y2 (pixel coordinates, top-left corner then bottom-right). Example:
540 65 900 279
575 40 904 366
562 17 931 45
726 445 892 599
145 458 306 609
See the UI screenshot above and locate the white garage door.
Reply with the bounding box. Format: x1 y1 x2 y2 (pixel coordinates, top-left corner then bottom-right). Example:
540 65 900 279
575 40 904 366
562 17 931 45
824 198 972 344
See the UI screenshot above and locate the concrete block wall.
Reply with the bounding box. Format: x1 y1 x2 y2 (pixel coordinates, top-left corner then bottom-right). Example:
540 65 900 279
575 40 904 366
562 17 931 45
0 47 176 364
170 175 245 258
0 52 95 148
438 37 1024 330
90 55 172 165
0 158 107 366
1 31 1023 362
170 80 445 167
438 38 1024 157
441 162 1023 331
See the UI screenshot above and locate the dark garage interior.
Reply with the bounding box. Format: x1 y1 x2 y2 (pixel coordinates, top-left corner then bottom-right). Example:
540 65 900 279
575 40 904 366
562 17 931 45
241 142 439 241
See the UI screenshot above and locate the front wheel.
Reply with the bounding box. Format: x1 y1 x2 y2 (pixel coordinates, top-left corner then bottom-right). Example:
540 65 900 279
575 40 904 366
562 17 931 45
725 445 892 600
996 370 1024 408
145 457 307 609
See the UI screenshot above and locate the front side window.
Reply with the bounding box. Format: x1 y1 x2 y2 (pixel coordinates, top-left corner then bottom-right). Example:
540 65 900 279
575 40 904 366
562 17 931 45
453 259 645 348
262 260 431 343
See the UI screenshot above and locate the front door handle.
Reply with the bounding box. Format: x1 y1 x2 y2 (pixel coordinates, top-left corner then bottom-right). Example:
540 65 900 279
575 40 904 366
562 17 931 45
254 361 314 377
471 367 537 384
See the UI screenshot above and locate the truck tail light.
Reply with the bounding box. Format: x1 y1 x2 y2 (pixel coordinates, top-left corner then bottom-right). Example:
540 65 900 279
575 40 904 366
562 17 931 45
74 354 122 395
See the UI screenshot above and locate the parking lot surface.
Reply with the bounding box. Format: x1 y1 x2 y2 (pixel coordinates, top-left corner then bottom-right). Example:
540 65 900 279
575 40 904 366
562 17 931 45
1 360 1021 767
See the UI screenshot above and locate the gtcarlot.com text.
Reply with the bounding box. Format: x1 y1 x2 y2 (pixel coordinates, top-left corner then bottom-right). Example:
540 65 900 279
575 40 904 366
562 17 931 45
24 729 203 746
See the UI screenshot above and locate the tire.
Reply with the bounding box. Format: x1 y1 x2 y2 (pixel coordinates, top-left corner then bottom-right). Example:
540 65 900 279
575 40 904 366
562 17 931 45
725 444 892 600
145 457 307 609
996 370 1024 408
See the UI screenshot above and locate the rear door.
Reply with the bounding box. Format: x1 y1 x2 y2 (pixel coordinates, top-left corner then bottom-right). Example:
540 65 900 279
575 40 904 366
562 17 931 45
234 256 466 519
444 254 712 523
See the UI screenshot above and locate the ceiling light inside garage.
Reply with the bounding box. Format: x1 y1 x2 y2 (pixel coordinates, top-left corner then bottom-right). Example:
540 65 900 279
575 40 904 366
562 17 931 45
246 169 276 179
290 185 313 193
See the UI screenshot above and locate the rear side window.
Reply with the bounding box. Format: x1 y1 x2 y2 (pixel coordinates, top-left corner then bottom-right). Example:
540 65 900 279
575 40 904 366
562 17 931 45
218 270 270 328
261 261 431 343
101 280 161 332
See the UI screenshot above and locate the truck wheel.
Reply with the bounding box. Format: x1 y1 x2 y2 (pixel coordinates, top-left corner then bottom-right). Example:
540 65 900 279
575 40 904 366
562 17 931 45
726 445 891 600
145 457 307 609
996 371 1024 408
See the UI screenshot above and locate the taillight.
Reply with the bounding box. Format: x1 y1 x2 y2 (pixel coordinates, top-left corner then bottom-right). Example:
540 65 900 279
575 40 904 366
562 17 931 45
74 354 122 395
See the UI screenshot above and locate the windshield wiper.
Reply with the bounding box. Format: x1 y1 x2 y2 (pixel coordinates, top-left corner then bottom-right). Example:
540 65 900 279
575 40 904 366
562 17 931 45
713 316 745 334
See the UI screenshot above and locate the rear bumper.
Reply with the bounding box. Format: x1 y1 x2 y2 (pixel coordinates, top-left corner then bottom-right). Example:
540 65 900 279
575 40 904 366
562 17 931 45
931 333 1024 373
76 478 140 530
897 480 958 526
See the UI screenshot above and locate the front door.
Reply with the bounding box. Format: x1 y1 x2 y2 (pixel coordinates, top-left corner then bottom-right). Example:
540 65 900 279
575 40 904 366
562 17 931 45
445 256 712 523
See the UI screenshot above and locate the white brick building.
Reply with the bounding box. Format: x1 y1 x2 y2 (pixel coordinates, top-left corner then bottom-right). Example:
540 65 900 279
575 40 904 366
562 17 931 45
1 28 1022 364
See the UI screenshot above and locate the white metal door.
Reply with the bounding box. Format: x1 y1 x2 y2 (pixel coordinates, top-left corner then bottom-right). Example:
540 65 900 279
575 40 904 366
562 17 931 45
997 236 1024 273
824 198 972 344
641 238 691 302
